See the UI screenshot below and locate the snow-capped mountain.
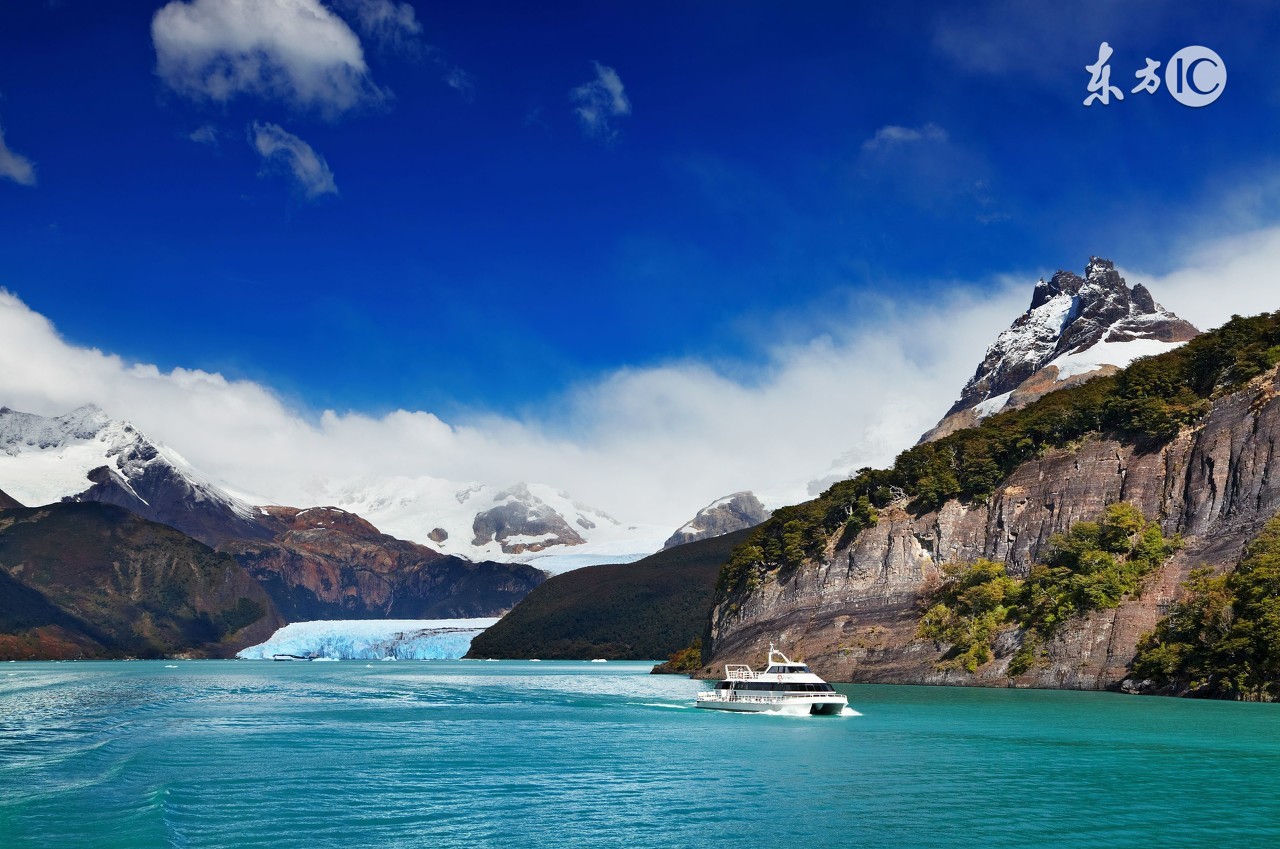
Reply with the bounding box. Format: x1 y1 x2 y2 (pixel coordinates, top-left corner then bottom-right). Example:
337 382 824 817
303 477 668 573
0 404 274 547
0 405 668 571
920 257 1199 442
663 491 771 550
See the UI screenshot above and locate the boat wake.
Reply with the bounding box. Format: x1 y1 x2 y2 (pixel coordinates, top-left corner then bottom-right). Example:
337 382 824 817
636 702 691 710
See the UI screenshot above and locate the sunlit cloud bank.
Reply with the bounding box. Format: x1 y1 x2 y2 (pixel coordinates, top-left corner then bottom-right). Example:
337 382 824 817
3 229 1279 528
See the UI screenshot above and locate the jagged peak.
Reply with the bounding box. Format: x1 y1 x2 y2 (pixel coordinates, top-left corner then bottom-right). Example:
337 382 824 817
920 256 1200 443
1085 256 1116 278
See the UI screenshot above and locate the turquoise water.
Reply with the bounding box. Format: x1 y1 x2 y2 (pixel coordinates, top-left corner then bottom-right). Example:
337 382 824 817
2 661 1278 848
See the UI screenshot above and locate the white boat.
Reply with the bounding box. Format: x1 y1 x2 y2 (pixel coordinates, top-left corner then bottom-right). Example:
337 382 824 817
695 644 848 716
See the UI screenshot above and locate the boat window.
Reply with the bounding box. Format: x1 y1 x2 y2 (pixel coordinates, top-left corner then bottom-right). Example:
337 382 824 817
765 666 779 674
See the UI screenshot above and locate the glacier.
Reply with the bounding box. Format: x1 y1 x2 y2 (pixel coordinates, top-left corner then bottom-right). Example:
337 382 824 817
237 618 500 660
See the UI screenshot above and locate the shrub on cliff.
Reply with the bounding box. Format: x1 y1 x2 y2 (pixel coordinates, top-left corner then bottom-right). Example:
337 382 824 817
918 504 1180 674
1132 514 1280 701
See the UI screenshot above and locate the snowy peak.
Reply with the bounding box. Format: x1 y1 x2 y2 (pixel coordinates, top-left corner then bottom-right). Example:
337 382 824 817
663 491 771 550
304 476 664 572
922 257 1199 442
0 405 271 547
471 483 598 555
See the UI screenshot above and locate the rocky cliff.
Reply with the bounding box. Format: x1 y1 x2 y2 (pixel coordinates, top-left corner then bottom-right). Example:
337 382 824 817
705 314 1280 692
921 258 1198 442
220 505 547 620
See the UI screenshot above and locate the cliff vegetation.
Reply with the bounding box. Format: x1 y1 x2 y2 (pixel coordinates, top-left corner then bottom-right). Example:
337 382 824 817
1131 514 1280 700
917 503 1180 673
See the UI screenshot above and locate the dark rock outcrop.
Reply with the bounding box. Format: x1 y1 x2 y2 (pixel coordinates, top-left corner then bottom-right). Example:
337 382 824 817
663 492 771 549
0 488 21 510
222 506 547 620
705 364 1280 691
67 461 279 549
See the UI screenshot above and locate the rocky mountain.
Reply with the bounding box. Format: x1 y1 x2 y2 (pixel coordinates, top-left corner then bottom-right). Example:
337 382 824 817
220 505 547 621
921 257 1198 442
0 405 275 547
0 502 282 660
0 487 21 510
663 492 771 550
307 476 668 572
0 406 554 629
702 311 1280 693
467 528 753 661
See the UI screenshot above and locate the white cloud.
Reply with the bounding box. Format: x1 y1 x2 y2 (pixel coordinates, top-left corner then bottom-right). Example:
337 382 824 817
2 229 1278 530
861 123 947 152
249 122 338 198
188 124 218 145
444 66 475 100
571 61 630 140
0 283 1016 527
1124 227 1280 332
151 0 380 113
931 0 1182 83
0 119 36 186
331 0 421 52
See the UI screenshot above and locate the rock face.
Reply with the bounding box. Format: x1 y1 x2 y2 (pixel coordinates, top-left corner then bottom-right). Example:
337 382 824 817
921 258 1199 442
0 502 282 660
471 483 588 555
663 492 771 550
705 365 1280 691
0 488 21 510
221 505 548 620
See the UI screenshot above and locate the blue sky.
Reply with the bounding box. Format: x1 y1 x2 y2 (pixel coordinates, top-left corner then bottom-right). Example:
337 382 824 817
1 0 1278 424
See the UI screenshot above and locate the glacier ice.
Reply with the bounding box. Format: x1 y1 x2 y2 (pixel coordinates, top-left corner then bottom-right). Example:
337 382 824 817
236 618 500 660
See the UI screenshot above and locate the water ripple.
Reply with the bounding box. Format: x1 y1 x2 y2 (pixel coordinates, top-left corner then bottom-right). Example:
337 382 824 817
2 661 1279 848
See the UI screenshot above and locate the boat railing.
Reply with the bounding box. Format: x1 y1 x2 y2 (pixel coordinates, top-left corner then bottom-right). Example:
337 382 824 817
724 664 758 680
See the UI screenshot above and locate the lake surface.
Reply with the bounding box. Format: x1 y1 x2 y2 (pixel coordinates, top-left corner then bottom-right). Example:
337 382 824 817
2 660 1278 848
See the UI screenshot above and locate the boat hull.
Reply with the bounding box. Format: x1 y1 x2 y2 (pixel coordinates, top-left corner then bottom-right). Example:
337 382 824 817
695 696 848 716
